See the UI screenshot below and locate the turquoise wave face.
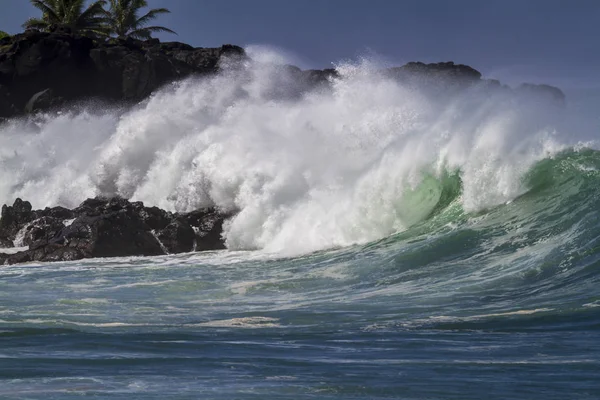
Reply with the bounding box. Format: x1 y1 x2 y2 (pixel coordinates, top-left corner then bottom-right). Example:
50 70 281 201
390 146 600 234
345 148 600 326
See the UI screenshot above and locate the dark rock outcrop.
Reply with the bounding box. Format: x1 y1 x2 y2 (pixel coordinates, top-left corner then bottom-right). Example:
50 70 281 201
21 216 65 247
0 196 231 265
0 30 566 118
53 197 165 258
0 198 35 246
516 83 566 106
392 61 482 81
179 208 230 252
0 30 245 118
155 219 196 254
385 61 483 95
0 199 77 247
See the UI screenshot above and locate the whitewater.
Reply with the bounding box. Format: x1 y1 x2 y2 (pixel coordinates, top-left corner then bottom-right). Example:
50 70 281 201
1 49 599 399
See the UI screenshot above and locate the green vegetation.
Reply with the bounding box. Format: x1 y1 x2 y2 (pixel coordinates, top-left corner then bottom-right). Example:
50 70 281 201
0 30 10 40
104 0 176 39
23 0 108 34
22 0 176 39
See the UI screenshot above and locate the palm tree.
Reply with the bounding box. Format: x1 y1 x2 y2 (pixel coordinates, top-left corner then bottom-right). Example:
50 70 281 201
103 0 176 39
22 0 108 34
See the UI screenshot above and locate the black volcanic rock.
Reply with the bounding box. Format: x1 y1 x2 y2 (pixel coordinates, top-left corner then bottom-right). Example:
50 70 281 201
0 236 12 248
21 216 65 247
516 83 566 106
179 208 230 251
156 219 196 254
24 88 62 114
138 206 172 231
0 199 81 248
0 196 232 264
394 61 482 81
385 61 483 94
56 210 163 258
39 206 75 220
0 30 245 118
0 198 35 246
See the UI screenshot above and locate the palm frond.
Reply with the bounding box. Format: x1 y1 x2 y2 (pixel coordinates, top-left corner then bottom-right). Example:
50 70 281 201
79 0 107 21
103 0 176 38
29 0 59 23
134 25 177 35
22 17 49 30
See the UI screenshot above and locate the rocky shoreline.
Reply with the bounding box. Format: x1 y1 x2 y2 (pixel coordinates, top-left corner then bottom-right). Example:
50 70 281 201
0 197 231 265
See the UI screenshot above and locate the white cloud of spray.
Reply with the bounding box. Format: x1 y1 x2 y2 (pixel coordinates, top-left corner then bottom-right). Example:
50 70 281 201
0 48 583 255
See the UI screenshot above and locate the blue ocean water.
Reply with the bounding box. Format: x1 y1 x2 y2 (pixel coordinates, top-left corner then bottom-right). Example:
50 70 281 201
1 150 600 399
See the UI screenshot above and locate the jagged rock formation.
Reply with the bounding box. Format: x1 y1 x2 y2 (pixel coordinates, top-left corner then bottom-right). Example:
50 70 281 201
0 29 245 119
0 197 231 265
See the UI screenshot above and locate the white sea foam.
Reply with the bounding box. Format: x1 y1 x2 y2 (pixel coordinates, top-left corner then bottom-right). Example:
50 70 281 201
195 316 280 328
0 48 585 255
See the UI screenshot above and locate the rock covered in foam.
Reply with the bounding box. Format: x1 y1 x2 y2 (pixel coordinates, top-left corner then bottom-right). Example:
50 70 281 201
21 216 65 247
0 197 232 265
0 198 75 247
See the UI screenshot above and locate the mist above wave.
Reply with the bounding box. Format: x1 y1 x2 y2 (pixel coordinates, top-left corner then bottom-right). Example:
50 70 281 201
0 48 581 254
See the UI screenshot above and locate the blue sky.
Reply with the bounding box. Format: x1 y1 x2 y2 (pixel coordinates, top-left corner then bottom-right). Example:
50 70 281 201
2 0 599 88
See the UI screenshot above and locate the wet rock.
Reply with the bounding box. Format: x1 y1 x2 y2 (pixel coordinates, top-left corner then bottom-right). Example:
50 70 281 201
179 208 230 251
24 88 63 114
55 212 163 258
0 198 35 246
0 196 231 264
38 206 75 220
155 219 196 254
21 216 65 247
55 197 164 258
139 206 172 231
0 236 12 248
5 242 85 264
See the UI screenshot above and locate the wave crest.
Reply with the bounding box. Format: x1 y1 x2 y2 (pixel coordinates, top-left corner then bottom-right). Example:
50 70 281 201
0 49 585 254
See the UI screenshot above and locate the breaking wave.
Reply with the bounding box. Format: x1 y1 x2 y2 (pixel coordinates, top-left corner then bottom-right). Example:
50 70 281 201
0 48 595 255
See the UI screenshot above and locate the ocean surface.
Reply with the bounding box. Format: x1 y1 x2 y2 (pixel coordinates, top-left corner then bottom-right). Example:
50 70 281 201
1 51 600 398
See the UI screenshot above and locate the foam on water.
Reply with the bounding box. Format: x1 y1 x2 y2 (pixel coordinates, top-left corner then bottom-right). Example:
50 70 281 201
0 48 589 255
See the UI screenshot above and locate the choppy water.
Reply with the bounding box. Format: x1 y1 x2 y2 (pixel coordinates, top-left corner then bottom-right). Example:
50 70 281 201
1 49 600 398
1 149 600 398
